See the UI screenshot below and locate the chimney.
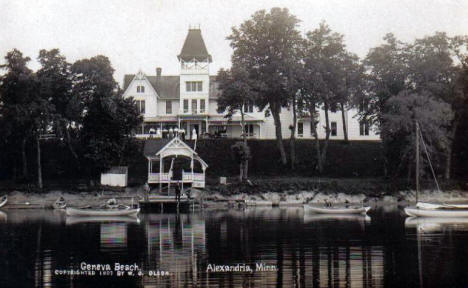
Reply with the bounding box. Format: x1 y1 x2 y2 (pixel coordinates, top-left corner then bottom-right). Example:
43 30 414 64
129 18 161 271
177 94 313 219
156 67 162 78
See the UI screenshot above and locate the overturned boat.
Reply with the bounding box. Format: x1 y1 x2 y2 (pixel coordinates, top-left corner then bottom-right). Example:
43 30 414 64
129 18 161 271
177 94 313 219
66 206 140 217
304 204 370 215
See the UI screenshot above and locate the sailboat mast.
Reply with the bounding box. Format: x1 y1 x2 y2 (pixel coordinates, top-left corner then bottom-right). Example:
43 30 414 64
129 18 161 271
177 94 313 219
415 121 420 203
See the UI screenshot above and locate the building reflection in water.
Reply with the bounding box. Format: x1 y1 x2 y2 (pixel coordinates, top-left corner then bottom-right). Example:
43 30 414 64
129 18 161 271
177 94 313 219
142 213 206 287
100 223 128 252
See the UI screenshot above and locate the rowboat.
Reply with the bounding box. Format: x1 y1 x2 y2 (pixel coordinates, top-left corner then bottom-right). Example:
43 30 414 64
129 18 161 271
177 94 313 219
66 206 140 217
0 195 7 208
66 216 140 225
303 204 370 215
405 206 468 218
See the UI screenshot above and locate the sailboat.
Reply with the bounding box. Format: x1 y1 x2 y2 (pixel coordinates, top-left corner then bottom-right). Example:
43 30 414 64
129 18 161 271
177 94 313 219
404 122 468 217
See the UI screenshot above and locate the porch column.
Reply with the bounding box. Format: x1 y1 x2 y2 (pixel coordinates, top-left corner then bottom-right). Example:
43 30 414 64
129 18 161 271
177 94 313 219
147 158 151 181
205 117 209 133
159 157 163 193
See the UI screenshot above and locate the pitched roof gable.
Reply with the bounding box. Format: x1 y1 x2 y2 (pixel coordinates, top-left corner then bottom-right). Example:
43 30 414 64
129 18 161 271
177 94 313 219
123 75 180 99
123 74 220 100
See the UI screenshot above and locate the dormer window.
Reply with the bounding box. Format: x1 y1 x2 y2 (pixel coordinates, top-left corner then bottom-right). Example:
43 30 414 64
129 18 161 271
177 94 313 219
137 85 145 93
244 101 254 113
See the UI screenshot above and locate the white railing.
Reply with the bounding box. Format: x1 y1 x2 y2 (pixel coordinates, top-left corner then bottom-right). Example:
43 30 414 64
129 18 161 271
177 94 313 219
182 171 204 182
149 172 204 184
148 173 170 183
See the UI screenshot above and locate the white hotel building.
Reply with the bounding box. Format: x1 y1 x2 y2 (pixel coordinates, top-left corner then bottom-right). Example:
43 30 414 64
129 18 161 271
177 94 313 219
123 28 380 141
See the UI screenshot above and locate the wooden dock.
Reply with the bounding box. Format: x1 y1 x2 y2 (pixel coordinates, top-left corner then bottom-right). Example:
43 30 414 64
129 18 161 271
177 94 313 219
139 195 195 212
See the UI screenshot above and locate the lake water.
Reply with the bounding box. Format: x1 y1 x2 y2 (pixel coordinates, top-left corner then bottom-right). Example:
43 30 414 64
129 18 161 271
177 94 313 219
1 206 468 287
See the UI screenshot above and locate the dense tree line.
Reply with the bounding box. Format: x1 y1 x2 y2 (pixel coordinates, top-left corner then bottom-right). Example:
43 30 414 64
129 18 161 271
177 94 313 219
217 7 468 180
0 49 142 188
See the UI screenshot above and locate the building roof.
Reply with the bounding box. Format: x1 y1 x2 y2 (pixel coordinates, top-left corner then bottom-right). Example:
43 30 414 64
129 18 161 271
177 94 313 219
123 75 220 100
123 75 180 99
143 139 172 158
143 137 208 168
178 28 212 62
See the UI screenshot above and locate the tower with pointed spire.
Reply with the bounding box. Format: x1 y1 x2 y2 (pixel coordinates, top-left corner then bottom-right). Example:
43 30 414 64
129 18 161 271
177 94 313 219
178 26 212 136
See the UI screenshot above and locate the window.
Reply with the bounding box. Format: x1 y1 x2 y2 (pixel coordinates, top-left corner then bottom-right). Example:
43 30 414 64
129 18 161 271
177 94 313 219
244 124 254 136
186 81 203 92
137 85 145 93
360 120 370 136
166 101 172 114
135 100 145 114
330 121 337 136
297 122 303 137
359 100 368 113
200 99 206 113
192 99 198 114
183 99 189 113
244 101 254 113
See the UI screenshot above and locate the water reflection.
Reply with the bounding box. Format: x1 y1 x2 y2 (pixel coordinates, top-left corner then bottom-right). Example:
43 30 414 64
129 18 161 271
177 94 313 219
0 210 6 222
2 208 468 287
405 216 468 288
66 216 140 225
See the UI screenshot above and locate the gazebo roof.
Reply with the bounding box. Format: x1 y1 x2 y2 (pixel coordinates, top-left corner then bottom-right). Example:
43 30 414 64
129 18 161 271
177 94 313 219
143 137 208 168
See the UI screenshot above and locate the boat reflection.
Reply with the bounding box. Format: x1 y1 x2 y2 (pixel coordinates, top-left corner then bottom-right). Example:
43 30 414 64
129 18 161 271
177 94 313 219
0 210 6 222
65 215 140 225
304 213 371 223
0 209 64 224
405 217 468 233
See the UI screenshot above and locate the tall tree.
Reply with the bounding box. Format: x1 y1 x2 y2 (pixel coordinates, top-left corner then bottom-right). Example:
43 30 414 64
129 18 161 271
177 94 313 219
381 91 453 179
228 7 303 165
301 22 347 172
72 55 141 177
36 49 81 164
216 66 256 181
405 33 468 179
335 52 364 142
361 33 408 128
0 49 37 180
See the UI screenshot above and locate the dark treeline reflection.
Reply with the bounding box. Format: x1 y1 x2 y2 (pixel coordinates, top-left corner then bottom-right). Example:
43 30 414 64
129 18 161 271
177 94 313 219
1 207 468 287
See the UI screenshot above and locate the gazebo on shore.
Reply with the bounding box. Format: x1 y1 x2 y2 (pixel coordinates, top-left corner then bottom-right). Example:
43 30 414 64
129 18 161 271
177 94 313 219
143 137 208 190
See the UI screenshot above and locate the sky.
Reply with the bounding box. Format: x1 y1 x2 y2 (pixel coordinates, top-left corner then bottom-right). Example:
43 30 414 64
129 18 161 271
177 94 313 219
1 0 468 87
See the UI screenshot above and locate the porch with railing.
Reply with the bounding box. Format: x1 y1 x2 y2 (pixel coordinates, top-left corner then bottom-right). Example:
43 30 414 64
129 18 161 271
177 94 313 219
147 171 205 188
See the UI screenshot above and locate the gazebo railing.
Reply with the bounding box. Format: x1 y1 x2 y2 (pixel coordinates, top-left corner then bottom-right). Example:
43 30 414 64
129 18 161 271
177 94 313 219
182 171 204 182
148 173 170 183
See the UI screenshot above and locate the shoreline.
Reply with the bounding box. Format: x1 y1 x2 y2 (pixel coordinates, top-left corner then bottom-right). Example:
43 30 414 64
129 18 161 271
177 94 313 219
1 185 467 209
